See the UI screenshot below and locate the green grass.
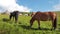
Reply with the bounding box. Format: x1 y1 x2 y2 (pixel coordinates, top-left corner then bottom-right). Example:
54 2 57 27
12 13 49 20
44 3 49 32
0 13 60 34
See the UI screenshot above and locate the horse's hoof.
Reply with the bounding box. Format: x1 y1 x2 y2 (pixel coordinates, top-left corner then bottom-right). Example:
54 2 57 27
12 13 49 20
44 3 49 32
51 29 52 31
54 28 56 30
38 27 41 30
29 26 32 28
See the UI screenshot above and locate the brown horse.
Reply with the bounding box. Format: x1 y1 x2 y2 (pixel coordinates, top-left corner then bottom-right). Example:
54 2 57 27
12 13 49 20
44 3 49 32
30 12 57 30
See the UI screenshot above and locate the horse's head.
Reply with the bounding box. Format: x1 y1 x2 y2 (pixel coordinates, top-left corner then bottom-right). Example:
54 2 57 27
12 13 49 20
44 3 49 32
30 19 33 27
30 19 33 24
30 17 35 27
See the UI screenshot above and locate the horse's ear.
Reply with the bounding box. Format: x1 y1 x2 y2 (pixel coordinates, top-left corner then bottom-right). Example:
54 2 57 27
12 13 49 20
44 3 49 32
37 11 40 12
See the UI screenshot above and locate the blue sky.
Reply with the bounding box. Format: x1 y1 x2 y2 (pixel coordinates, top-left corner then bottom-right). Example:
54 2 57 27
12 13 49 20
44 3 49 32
0 0 60 12
16 0 59 12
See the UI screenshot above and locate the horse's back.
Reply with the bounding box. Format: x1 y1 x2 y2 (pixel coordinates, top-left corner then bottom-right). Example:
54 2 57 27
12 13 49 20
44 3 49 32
33 12 56 21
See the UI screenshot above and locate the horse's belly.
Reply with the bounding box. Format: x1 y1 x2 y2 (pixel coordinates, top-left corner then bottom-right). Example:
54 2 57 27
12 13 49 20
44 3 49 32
40 18 48 21
40 15 50 21
40 19 48 21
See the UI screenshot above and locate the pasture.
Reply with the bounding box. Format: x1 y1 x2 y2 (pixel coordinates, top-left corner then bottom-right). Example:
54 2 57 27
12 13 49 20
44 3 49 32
0 12 60 34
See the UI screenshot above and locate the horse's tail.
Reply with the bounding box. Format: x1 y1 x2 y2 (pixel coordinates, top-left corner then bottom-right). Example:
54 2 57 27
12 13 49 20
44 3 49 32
54 17 57 29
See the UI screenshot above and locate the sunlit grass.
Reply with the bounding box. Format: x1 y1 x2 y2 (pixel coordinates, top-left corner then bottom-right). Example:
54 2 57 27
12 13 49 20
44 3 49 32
0 12 60 34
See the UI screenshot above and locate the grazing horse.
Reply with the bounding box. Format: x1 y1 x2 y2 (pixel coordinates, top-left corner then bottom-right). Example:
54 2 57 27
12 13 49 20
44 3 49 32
30 12 57 30
10 11 19 23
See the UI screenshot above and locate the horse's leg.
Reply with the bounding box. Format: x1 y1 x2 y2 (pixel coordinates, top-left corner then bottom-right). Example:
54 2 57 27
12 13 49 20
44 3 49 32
51 20 54 30
10 15 12 20
51 17 57 30
53 17 57 30
15 15 18 23
37 20 40 29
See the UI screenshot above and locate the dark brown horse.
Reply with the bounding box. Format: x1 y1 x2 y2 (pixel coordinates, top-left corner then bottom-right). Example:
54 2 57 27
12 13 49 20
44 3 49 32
10 11 19 23
30 12 57 30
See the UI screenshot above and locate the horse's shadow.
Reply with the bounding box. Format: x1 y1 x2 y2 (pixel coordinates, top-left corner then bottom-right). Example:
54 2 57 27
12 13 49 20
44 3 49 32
19 25 31 29
19 25 50 30
2 18 10 22
57 24 60 31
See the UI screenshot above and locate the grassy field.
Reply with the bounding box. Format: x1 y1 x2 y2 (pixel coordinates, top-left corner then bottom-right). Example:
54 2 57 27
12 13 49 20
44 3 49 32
0 12 60 34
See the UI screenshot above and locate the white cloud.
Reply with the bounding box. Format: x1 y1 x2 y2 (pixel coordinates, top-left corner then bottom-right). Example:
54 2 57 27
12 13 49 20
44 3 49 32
53 4 60 11
53 0 60 11
0 0 31 12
